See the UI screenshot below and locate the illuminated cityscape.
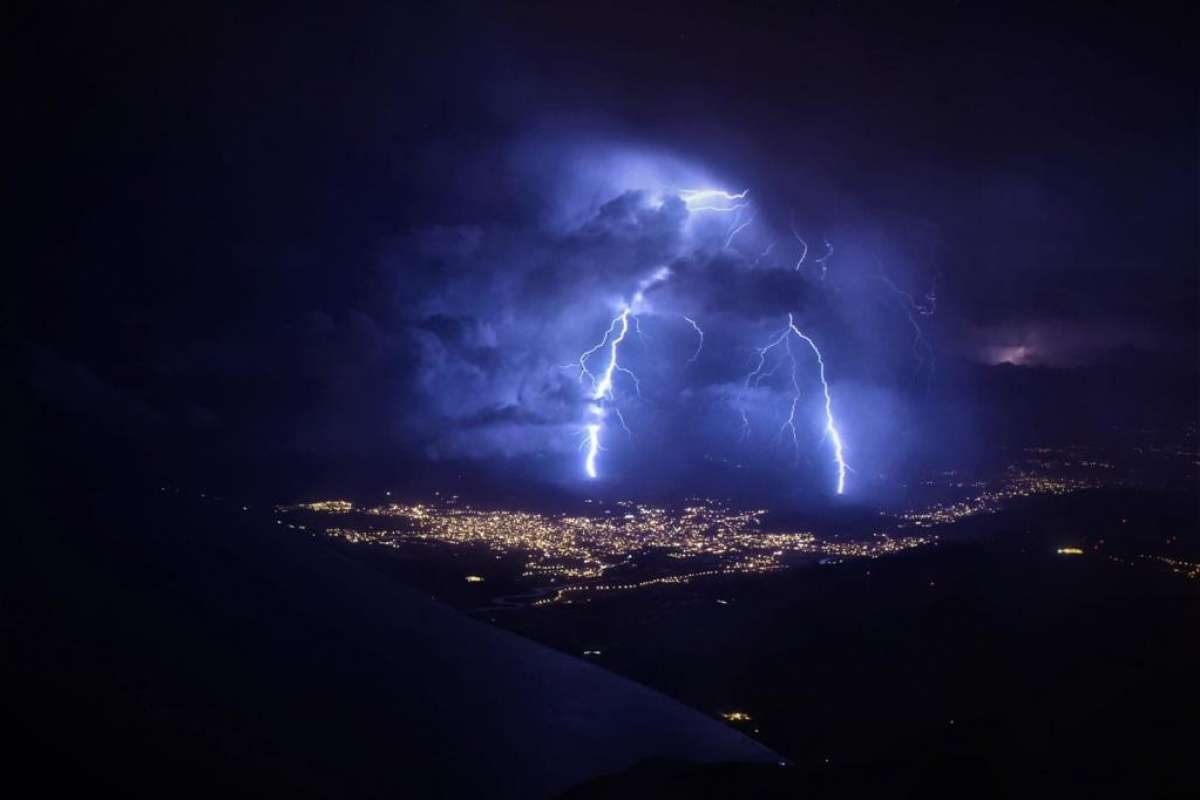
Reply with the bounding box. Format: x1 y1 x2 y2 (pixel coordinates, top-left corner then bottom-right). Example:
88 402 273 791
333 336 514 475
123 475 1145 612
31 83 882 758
267 440 1200 616
277 496 933 605
272 450 1188 604
1106 553 1200 580
894 469 1105 528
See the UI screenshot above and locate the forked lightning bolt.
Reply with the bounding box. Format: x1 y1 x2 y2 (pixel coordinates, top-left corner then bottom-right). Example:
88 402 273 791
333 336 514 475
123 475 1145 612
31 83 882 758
578 307 638 478
743 324 797 450
786 316 848 495
572 187 852 489
574 189 745 480
879 274 938 374
742 314 849 494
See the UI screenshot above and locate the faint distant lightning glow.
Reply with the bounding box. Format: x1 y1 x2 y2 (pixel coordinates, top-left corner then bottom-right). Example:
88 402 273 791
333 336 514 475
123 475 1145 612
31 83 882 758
813 239 834 281
754 241 776 266
632 314 649 350
680 188 750 213
742 324 800 455
779 337 802 456
631 266 671 307
684 316 705 364
744 325 789 388
741 315 850 494
879 273 938 375
880 274 937 317
789 216 809 271
724 214 754 250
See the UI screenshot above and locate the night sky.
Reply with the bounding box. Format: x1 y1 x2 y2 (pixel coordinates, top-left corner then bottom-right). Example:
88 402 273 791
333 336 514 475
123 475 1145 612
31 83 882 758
21 3 1197 503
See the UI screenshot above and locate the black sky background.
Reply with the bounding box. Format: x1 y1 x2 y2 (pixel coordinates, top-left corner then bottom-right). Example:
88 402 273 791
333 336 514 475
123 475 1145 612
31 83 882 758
18 2 1197 503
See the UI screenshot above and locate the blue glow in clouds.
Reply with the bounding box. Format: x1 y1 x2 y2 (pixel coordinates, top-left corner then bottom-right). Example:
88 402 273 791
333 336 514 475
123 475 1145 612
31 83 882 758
679 188 750 212
571 185 846 491
574 186 742 479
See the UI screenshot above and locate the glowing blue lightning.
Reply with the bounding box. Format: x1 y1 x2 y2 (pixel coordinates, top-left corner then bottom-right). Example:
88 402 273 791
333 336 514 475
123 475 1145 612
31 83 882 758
754 241 776 266
583 414 603 479
879 273 938 375
684 316 704 364
680 188 750 212
724 214 754 250
789 217 809 271
779 337 802 455
789 219 833 282
813 239 834 281
786 316 848 495
578 307 637 479
743 324 801 455
571 183 746 482
742 315 849 494
879 274 937 317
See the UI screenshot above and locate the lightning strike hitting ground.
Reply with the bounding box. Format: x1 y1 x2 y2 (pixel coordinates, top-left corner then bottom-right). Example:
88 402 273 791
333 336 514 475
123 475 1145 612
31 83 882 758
573 188 853 484
741 315 850 494
786 316 848 494
573 178 742 477
578 307 639 478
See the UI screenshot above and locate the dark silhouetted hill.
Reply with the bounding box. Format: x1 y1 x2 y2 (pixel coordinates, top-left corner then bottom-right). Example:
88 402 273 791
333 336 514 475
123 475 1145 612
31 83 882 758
5 479 778 798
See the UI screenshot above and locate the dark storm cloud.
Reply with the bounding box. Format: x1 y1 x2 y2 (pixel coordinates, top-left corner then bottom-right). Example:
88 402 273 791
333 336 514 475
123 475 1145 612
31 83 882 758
22 3 1193 498
134 308 422 463
368 101 1192 495
31 347 163 433
458 404 550 429
658 253 821 321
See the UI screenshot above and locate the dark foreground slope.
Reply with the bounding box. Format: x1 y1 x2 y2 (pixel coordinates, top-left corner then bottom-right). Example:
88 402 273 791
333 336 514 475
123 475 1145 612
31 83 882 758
3 486 777 799
512 489 1200 799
